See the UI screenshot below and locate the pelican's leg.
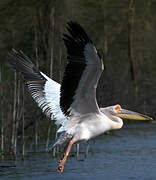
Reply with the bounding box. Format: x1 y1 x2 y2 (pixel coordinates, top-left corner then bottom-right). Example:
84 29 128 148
76 143 80 160
58 139 74 173
85 141 89 159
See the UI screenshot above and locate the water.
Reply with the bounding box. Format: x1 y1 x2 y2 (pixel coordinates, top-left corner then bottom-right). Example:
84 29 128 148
1 122 156 180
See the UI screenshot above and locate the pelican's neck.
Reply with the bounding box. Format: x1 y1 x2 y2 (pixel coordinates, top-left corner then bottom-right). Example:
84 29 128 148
100 108 123 130
109 116 123 130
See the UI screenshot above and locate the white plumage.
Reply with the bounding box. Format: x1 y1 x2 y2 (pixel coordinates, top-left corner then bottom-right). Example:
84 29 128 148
40 72 67 125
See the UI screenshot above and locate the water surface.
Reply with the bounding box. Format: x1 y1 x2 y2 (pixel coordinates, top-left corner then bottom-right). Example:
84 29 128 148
1 122 156 180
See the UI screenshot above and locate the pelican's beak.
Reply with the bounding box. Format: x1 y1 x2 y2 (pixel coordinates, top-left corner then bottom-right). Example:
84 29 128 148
116 109 153 121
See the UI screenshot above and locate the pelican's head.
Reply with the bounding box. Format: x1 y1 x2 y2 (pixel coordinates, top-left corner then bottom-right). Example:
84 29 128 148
111 104 153 121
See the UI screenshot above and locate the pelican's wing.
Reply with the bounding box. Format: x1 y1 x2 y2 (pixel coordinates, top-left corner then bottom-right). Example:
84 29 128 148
8 49 66 125
61 22 104 117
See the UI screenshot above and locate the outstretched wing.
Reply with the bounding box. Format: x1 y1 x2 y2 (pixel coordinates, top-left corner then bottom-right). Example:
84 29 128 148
8 49 66 125
61 21 104 117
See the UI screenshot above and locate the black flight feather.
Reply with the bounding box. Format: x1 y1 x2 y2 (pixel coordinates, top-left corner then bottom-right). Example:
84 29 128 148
8 49 52 118
60 21 93 116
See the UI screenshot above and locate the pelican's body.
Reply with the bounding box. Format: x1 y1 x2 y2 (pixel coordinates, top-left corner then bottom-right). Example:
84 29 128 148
8 21 152 173
59 110 122 143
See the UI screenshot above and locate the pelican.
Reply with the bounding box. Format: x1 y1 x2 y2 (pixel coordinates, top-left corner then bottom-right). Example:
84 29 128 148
8 21 152 173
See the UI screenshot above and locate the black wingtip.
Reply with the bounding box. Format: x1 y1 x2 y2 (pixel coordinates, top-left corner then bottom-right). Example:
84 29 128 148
7 49 46 84
8 49 32 64
63 21 92 44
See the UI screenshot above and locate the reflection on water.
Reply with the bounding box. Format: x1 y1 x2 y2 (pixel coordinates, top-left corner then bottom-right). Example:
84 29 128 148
1 122 156 180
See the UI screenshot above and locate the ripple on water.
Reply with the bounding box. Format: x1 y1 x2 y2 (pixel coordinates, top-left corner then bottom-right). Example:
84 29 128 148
1 123 156 180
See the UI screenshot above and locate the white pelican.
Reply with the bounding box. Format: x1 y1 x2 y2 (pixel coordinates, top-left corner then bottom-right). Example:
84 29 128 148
8 22 152 173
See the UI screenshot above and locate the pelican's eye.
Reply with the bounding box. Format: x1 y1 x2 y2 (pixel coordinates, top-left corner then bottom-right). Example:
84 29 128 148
114 105 121 112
